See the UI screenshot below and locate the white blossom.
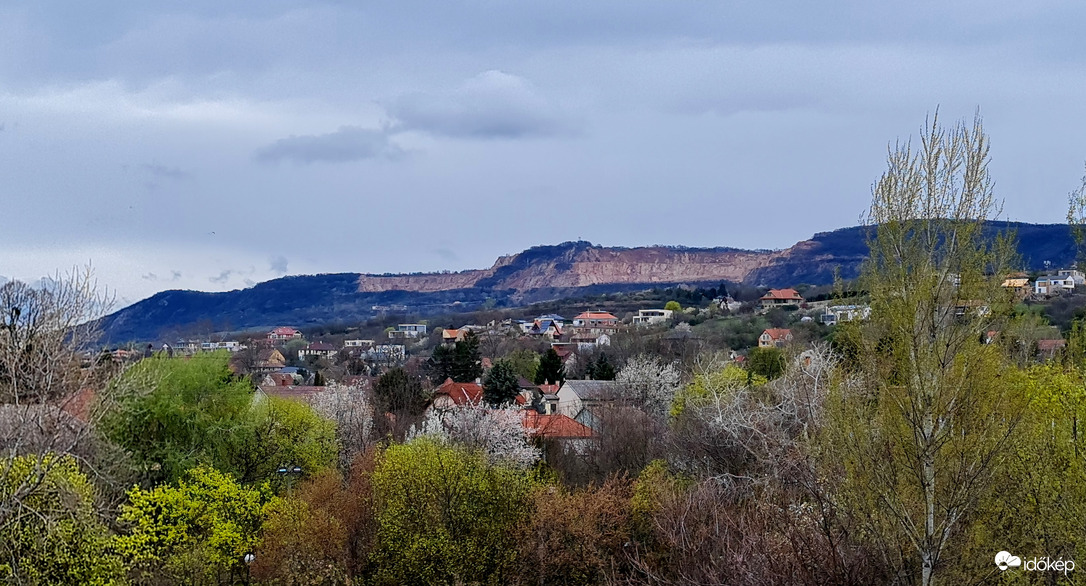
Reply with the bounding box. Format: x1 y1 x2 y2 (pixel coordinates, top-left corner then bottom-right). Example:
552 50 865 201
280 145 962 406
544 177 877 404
409 403 540 469
615 355 682 419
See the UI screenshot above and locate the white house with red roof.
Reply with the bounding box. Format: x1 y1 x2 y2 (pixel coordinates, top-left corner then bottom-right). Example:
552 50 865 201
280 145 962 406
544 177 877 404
267 326 303 341
758 328 793 348
759 288 804 309
298 341 337 360
572 311 620 335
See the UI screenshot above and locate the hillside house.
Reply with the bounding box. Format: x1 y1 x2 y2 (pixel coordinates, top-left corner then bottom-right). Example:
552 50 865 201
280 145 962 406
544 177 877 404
344 339 374 348
267 327 302 342
527 319 563 340
556 380 624 429
1035 276 1075 296
441 327 471 344
572 311 620 335
299 341 336 360
253 348 287 373
571 333 611 351
758 328 793 348
389 323 428 340
632 309 673 326
820 304 871 325
760 288 804 309
201 340 242 352
1058 269 1086 285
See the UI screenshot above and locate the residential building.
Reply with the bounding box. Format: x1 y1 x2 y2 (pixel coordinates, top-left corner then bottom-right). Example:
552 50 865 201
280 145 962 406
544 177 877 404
1035 276 1075 296
819 304 871 326
343 339 374 348
758 328 793 348
571 311 620 335
527 319 563 340
298 341 337 360
632 309 673 326
555 380 624 428
430 378 484 412
759 288 804 309
368 344 406 363
1058 269 1086 286
201 340 242 352
571 333 611 352
253 348 287 373
267 326 303 342
389 323 428 340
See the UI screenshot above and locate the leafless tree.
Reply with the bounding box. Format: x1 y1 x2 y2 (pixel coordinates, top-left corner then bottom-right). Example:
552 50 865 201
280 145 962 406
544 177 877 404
0 268 121 531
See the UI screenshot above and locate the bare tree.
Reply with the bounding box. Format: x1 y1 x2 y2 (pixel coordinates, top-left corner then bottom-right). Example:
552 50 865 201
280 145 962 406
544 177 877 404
0 268 118 534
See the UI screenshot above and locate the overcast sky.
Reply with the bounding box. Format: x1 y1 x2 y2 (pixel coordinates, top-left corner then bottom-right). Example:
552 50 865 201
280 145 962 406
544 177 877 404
2 2 1085 305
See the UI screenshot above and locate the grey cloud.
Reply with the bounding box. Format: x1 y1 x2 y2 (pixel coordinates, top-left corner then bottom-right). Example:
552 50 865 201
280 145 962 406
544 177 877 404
269 255 288 274
209 270 234 284
171 270 182 280
141 272 157 281
432 248 458 262
141 163 191 181
389 70 572 139
255 126 401 164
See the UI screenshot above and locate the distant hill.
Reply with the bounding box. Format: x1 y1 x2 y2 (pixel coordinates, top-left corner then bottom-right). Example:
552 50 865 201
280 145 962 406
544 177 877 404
97 221 1077 344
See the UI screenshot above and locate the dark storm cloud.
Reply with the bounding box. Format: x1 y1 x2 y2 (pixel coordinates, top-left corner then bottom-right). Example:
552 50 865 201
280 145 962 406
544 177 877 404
389 71 572 139
254 126 401 164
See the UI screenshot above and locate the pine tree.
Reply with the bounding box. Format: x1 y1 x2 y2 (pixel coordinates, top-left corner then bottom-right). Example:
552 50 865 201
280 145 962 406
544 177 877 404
426 344 456 383
535 348 565 385
483 361 521 406
452 331 483 382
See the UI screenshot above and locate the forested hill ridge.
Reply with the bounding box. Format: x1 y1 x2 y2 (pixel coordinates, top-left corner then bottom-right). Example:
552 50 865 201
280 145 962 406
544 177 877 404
98 221 1076 343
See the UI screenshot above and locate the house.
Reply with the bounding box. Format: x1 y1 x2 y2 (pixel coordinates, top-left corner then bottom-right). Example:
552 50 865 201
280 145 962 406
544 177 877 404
820 305 871 325
632 309 673 326
1001 277 1031 299
1037 339 1067 360
262 372 296 387
299 341 337 360
571 333 611 352
201 340 242 352
389 324 428 340
430 378 484 412
344 339 374 348
527 319 563 340
555 380 624 428
1058 269 1086 286
441 327 470 343
759 288 804 309
1035 276 1075 296
536 314 568 326
367 344 406 363
253 348 287 373
758 328 793 348
571 311 620 335
267 327 302 342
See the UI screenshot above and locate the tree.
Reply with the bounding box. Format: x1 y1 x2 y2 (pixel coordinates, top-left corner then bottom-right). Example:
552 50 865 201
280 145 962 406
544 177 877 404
410 403 540 469
0 269 117 534
369 439 534 585
309 382 375 471
501 348 540 382
615 355 681 419
452 331 483 382
426 343 456 384
664 300 682 312
372 367 427 416
535 348 565 385
0 454 124 584
821 112 1024 585
98 352 255 483
584 352 617 381
482 360 521 405
114 466 272 585
746 346 785 380
225 396 338 487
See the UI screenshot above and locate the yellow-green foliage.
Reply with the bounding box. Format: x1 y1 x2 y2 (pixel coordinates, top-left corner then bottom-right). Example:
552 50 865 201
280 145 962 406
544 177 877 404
226 396 338 486
670 364 764 418
115 465 271 585
0 454 125 585
369 438 534 586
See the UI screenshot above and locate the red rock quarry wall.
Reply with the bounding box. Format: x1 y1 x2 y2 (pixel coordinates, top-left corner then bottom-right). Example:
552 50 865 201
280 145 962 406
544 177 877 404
356 245 798 293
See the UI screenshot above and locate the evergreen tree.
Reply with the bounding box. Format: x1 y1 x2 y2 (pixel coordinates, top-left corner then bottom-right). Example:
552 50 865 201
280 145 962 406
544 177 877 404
483 361 521 406
535 348 566 385
313 371 326 386
427 344 456 383
374 367 427 416
585 353 616 381
452 331 483 382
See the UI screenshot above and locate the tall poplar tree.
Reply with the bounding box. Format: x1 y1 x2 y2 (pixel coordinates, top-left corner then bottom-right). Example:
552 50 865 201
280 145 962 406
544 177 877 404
822 112 1025 586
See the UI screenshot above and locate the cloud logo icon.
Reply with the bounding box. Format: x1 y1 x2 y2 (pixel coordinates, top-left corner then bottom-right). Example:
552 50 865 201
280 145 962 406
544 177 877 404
995 551 1022 571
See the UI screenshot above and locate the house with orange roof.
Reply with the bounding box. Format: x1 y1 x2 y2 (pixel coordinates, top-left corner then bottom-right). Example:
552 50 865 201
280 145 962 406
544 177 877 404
572 311 620 335
759 288 803 309
758 328 793 348
430 378 485 411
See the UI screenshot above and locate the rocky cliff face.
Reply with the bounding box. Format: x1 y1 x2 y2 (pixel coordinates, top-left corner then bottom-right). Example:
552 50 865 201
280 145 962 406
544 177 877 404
356 242 800 293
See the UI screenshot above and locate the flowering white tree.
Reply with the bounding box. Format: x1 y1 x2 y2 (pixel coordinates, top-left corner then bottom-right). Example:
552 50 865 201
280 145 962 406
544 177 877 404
409 403 540 469
308 382 374 469
615 355 682 419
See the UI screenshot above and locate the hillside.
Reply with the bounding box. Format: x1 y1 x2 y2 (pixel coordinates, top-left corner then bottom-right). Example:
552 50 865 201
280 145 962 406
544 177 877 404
97 221 1076 343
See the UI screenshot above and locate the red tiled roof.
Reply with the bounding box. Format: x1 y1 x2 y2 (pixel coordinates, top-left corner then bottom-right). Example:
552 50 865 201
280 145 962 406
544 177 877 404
522 412 593 439
574 311 618 320
1037 339 1067 351
760 288 803 301
434 378 484 405
270 326 299 335
266 373 294 386
762 328 792 341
